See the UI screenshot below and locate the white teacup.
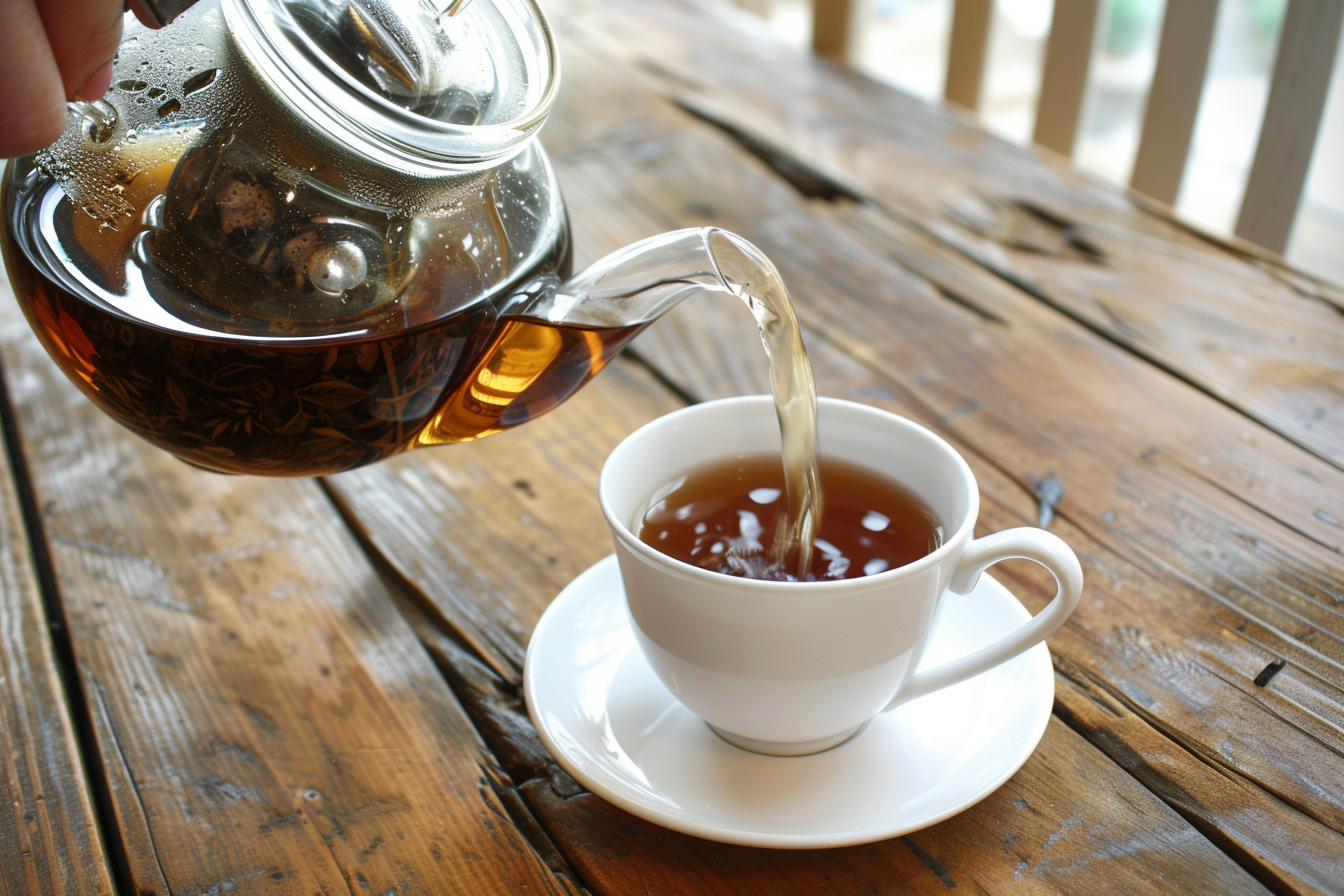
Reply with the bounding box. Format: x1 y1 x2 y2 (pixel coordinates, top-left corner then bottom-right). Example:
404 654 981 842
599 396 1082 756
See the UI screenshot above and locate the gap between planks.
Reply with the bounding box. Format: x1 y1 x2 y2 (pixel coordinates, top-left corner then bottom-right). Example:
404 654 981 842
313 354 1322 894
659 84 1344 482
0 349 133 896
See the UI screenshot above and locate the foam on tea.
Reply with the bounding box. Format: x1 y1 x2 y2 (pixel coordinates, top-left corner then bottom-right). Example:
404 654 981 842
637 454 942 581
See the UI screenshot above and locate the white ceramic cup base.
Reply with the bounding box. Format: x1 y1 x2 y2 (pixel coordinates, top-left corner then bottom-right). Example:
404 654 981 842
524 554 1056 847
599 396 1083 752
708 720 869 756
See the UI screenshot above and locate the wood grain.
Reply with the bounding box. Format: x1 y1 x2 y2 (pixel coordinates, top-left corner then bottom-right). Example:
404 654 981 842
535 24 1344 808
0 381 112 894
568 0 1344 472
1053 657 1344 896
303 11 1344 894
0 1 1338 894
634 276 1344 892
523 721 1272 896
324 356 682 684
459 9 1344 887
0 293 581 893
366 459 1272 895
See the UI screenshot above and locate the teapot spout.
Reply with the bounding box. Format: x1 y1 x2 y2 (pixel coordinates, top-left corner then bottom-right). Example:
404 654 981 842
509 227 791 332
415 226 809 439
415 227 820 574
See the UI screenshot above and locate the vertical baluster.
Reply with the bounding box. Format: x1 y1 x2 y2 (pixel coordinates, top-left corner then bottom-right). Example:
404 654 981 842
813 0 857 63
1235 0 1344 253
1033 0 1106 158
735 0 773 16
945 0 995 111
1130 0 1220 206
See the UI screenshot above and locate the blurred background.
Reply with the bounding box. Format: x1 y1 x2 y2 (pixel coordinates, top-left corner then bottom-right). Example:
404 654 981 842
728 0 1343 286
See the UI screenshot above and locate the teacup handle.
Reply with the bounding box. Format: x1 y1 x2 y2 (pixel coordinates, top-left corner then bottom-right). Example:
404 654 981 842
885 528 1082 709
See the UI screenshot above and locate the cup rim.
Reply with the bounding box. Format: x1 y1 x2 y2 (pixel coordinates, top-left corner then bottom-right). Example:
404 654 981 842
599 396 980 594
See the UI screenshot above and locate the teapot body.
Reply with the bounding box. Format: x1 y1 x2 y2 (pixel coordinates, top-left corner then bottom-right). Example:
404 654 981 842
1 0 594 475
2 154 574 476
2 0 796 478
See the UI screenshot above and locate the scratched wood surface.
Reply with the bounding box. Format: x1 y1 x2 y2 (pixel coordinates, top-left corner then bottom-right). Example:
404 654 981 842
328 0 1344 893
0 392 112 895
573 0 1344 470
330 354 1274 894
0 294 582 892
2 0 1342 894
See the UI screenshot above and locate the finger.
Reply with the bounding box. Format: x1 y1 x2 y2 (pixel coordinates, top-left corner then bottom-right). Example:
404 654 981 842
127 0 164 29
36 0 125 101
0 0 68 157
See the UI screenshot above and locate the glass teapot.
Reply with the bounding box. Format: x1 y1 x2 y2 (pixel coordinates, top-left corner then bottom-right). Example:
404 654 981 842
0 0 800 475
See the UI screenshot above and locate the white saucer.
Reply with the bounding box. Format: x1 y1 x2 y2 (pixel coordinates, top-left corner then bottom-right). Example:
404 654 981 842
524 555 1053 849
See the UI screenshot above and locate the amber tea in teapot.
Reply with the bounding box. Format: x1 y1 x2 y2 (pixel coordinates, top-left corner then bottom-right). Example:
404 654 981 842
3 151 651 475
3 168 650 474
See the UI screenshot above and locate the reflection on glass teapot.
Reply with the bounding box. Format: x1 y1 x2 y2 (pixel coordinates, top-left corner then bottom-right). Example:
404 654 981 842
1 0 801 475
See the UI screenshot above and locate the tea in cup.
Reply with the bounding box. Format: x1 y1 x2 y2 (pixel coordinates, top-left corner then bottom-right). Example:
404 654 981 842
599 396 1082 756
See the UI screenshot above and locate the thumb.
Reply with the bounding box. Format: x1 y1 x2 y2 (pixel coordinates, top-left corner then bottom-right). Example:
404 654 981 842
0 0 68 157
36 0 126 102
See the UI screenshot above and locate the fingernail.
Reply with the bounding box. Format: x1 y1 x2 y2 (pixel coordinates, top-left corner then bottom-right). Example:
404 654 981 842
76 61 114 103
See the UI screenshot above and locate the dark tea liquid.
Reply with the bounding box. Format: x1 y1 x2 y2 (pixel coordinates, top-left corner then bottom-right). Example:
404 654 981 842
638 454 943 581
2 163 644 475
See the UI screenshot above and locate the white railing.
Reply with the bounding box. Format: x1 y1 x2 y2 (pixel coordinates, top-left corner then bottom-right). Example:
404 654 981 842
771 0 1342 256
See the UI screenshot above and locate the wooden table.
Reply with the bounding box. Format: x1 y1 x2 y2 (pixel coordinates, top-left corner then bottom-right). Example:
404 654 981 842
4 0 1344 893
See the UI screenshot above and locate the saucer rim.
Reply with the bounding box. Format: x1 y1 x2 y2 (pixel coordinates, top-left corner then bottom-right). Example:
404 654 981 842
524 554 1054 849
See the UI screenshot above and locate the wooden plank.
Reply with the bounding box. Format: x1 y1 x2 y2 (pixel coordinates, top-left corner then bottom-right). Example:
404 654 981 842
0 285 580 893
522 721 1271 896
573 0 1344 476
1053 656 1344 896
334 359 1272 895
636 289 1344 893
327 12 1338 890
1032 0 1104 157
323 348 683 685
1130 0 1220 205
556 117 1344 813
811 0 856 63
528 22 1344 883
0 391 113 894
944 0 994 111
1235 0 1344 253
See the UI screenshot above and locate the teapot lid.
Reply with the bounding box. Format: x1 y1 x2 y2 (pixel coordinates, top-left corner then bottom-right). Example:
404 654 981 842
227 0 558 162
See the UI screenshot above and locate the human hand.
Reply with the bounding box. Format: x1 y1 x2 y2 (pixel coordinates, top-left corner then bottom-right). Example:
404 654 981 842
0 0 168 158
